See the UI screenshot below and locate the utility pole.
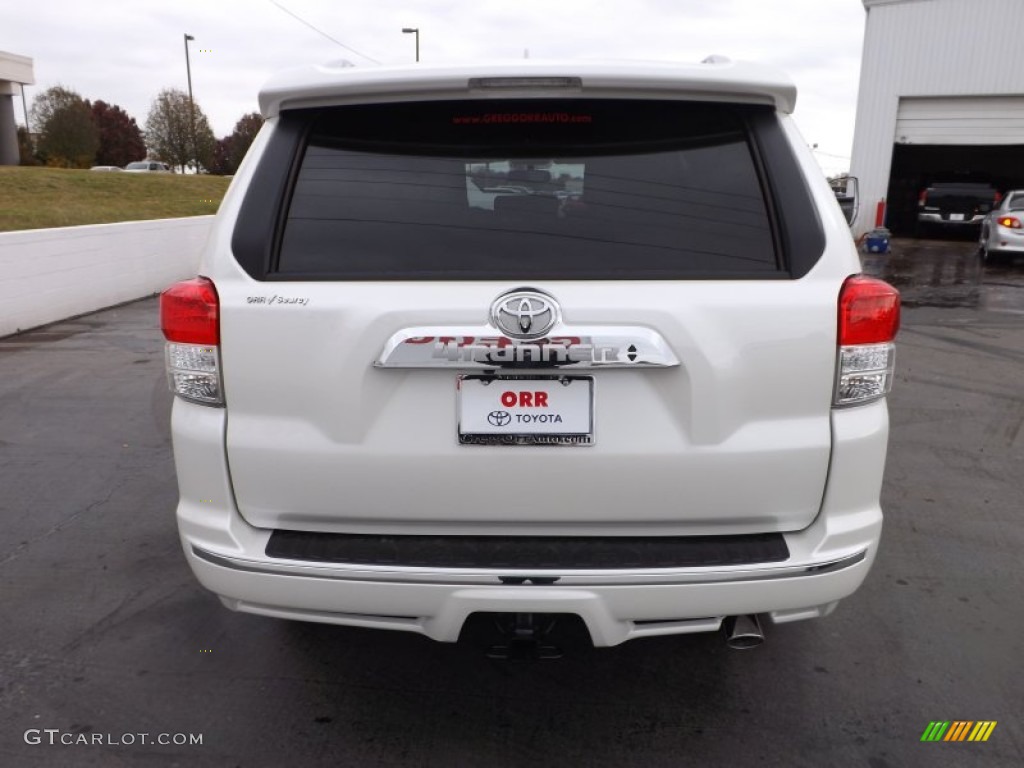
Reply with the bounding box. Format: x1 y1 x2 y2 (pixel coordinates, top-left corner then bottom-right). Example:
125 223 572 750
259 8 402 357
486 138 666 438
20 84 29 134
184 33 196 172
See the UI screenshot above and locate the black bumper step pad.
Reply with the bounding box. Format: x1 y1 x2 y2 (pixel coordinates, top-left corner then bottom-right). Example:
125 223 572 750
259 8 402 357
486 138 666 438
265 530 789 570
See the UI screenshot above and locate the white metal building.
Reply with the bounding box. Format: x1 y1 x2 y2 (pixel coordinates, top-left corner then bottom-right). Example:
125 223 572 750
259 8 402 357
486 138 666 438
849 0 1024 235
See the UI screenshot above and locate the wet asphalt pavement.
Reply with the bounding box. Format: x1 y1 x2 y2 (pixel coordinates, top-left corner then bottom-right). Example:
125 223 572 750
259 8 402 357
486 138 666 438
1 241 1022 768
864 237 1024 313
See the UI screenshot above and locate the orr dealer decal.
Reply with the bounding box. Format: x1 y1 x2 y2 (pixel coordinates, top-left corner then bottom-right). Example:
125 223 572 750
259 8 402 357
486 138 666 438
494 389 563 425
458 375 593 446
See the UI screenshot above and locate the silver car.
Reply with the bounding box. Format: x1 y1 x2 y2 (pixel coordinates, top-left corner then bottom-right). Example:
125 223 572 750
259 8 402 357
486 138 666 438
124 160 172 173
979 190 1024 261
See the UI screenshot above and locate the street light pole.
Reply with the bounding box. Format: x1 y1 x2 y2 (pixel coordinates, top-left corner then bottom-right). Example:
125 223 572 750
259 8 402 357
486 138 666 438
20 84 30 136
183 33 196 173
401 27 419 62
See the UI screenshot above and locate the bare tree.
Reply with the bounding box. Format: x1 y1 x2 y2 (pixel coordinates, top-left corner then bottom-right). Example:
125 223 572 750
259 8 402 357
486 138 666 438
30 86 99 168
145 88 216 172
17 126 39 165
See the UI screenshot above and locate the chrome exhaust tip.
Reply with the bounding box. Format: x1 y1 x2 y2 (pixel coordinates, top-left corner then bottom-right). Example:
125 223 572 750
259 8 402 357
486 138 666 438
723 614 764 650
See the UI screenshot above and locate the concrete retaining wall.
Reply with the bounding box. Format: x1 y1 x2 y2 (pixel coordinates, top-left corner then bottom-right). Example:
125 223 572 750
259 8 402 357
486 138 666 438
0 216 213 338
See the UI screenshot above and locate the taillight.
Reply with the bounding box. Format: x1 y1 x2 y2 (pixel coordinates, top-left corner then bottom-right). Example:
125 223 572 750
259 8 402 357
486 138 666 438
997 215 1021 229
834 275 900 407
160 277 224 406
918 189 927 207
161 278 219 344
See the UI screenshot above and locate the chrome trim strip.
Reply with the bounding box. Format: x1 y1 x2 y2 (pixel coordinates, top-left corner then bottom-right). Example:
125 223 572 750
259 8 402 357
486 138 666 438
192 545 867 587
374 325 680 369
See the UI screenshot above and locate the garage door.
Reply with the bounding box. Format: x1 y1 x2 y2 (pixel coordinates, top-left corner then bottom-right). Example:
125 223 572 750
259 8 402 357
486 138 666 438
895 96 1024 146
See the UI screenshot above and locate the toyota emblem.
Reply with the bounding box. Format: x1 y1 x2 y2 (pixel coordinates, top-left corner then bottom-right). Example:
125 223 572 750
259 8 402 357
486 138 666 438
487 410 512 427
490 289 560 339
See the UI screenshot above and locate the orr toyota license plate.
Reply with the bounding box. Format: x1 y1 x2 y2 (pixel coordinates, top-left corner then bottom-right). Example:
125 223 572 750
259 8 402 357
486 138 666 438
458 375 594 446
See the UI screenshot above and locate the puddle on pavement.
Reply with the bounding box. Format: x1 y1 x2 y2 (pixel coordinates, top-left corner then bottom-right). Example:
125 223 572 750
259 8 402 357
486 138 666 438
0 318 106 346
862 238 1024 312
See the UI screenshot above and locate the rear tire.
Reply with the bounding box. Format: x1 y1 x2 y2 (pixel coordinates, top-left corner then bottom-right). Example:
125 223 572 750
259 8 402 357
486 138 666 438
979 227 993 262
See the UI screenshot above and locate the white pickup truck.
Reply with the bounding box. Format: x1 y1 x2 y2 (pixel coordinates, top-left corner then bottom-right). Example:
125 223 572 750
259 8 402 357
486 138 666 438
161 58 899 652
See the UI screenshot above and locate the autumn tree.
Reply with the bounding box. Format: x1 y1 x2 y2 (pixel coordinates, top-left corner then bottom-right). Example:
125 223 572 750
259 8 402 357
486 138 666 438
208 112 263 175
89 100 146 167
209 136 234 176
145 88 216 172
30 86 99 168
227 112 263 171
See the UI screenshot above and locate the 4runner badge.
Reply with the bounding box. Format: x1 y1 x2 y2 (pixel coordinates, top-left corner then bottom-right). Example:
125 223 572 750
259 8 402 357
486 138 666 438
375 288 680 370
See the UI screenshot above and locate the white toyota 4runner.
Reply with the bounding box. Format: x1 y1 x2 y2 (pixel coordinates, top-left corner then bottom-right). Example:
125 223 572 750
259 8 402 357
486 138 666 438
161 59 900 650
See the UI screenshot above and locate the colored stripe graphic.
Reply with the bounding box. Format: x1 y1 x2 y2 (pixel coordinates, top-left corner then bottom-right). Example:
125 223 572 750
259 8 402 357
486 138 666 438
945 721 972 741
968 722 997 742
921 721 996 742
921 722 949 741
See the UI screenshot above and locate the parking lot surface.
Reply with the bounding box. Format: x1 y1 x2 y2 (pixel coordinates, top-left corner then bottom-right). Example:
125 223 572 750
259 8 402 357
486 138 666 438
1 241 1022 767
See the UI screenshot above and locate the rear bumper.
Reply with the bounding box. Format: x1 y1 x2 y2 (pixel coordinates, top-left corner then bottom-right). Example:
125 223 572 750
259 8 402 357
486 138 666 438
177 496 882 646
186 542 873 646
171 394 890 646
984 225 1024 254
918 213 984 226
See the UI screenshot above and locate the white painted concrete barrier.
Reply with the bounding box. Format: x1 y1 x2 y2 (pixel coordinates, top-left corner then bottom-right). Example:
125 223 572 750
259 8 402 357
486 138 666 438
0 216 213 338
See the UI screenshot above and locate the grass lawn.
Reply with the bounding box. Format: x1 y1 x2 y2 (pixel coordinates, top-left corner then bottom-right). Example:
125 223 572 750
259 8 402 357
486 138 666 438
0 166 232 232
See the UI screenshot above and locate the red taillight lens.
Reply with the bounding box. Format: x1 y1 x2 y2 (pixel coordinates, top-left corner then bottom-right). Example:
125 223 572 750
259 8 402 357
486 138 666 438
835 275 900 406
838 275 900 345
160 277 219 345
997 216 1021 229
918 189 927 206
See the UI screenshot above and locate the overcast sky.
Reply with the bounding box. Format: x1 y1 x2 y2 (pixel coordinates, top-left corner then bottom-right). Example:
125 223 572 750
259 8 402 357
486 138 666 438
4 0 866 175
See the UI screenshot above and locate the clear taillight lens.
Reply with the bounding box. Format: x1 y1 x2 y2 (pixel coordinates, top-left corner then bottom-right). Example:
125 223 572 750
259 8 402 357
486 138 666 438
834 276 900 407
160 278 224 406
165 343 223 405
835 342 896 405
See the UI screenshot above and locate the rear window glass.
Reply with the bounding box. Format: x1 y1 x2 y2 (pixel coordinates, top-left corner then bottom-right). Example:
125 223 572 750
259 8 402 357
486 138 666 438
276 100 779 279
